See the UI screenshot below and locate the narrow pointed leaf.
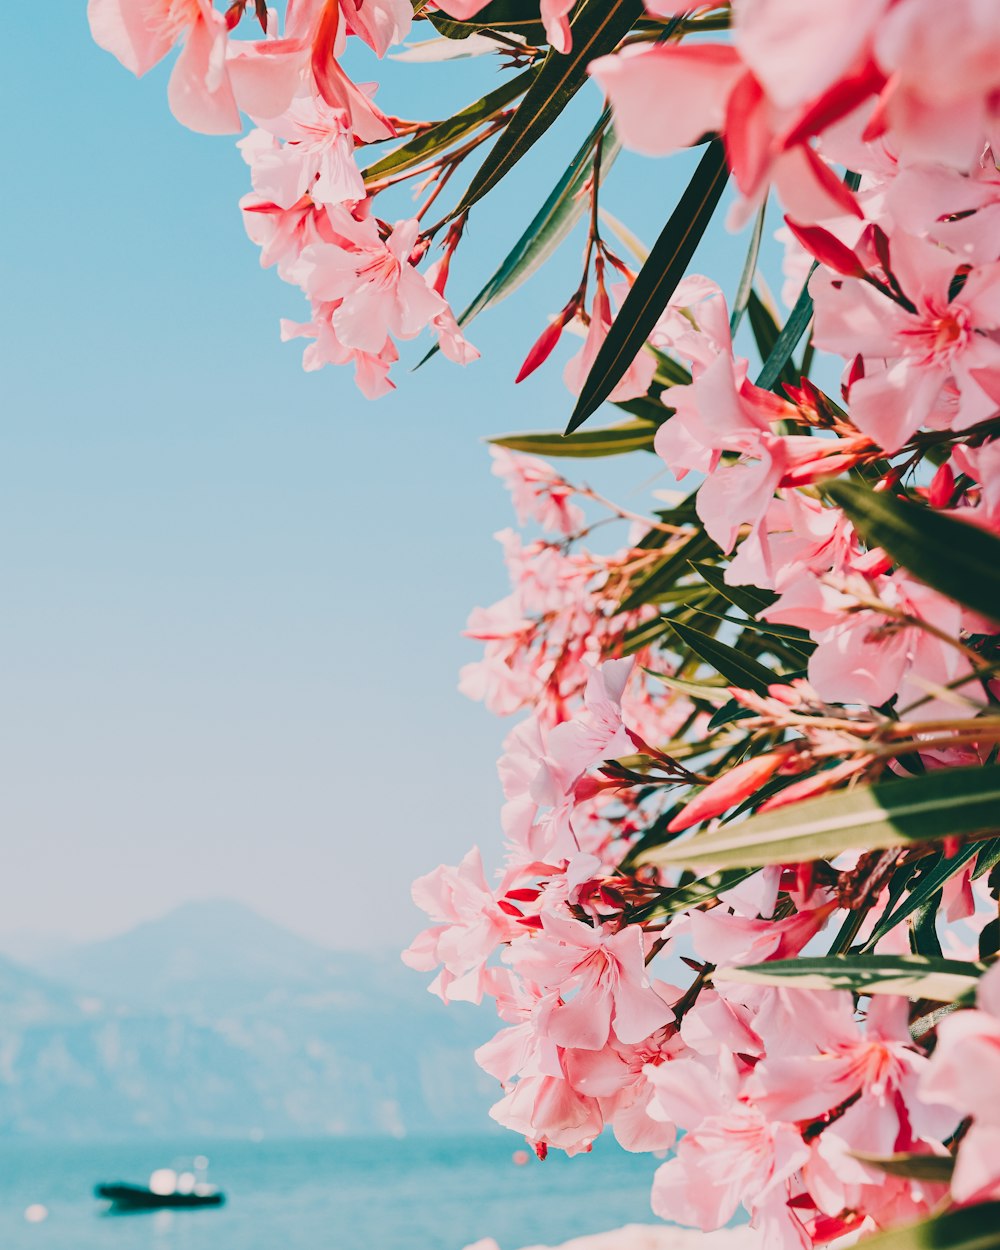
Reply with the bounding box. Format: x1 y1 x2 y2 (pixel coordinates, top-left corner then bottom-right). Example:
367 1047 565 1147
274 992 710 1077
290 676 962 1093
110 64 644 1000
849 1153 954 1184
862 844 981 951
825 479 1000 624
453 0 643 215
834 1202 1000 1250
567 140 730 432
664 618 781 695
754 268 816 392
714 954 985 1003
619 531 717 613
426 2 548 42
729 195 768 336
639 765 1000 868
362 71 534 183
489 418 656 459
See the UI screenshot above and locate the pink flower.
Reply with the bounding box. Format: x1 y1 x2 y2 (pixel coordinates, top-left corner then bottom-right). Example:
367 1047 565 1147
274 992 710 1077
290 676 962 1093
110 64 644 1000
402 848 518 1003
280 301 398 397
538 660 637 803
300 217 447 353
764 572 979 714
872 0 1000 169
563 267 656 403
509 913 673 1051
239 96 364 210
563 1030 681 1153
921 963 1000 1204
811 233 1000 452
489 448 585 537
89 0 241 133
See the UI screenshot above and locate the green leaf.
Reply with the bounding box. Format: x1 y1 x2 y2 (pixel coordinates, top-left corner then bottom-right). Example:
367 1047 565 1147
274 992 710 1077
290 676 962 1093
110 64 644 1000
825 479 1000 626
489 418 656 459
754 270 816 392
362 71 534 184
420 112 619 368
690 560 776 617
623 866 758 914
639 765 1000 868
648 673 731 707
453 0 643 215
713 954 985 1003
849 1152 954 1184
567 141 729 433
863 846 980 952
729 195 768 336
619 531 717 613
664 618 781 695
425 1 548 42
837 1202 1000 1250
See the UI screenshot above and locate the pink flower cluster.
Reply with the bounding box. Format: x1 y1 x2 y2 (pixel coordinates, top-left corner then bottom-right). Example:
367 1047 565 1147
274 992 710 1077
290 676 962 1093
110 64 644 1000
89 0 480 394
409 632 1000 1243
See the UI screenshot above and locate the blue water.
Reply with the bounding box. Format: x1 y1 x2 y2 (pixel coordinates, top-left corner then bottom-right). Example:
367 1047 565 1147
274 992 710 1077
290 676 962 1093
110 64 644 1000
0 1136 664 1250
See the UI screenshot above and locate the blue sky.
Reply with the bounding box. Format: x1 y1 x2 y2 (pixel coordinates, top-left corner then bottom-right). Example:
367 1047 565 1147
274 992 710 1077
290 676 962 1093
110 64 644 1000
1 8 782 951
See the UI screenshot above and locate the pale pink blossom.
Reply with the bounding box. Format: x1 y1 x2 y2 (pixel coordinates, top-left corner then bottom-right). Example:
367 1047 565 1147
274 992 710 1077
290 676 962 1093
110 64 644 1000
89 0 242 133
921 963 1000 1204
811 233 1000 452
402 848 519 1003
509 913 673 1050
300 217 448 353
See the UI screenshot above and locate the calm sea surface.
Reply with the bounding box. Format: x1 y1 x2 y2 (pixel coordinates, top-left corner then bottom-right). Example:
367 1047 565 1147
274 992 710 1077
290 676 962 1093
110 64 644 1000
0 1135 664 1250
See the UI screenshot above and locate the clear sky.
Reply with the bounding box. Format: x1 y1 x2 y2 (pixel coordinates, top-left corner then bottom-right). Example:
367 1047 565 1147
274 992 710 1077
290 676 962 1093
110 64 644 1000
1 8 778 952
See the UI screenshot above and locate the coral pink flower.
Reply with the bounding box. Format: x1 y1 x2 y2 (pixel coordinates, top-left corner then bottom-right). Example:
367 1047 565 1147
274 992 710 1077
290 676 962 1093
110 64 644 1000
89 0 241 133
509 913 673 1050
667 750 790 833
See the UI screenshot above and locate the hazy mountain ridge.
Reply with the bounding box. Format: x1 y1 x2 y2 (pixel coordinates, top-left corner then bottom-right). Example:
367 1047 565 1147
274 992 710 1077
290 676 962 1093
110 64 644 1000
0 902 498 1140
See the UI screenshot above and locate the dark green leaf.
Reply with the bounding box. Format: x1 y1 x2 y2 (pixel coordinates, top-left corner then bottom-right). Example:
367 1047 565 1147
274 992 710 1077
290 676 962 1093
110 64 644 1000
754 269 816 392
713 954 985 1002
453 0 643 215
426 1 548 42
640 765 1000 869
362 72 534 184
567 141 730 432
619 531 717 613
690 560 776 617
489 418 656 459
729 195 767 336
863 846 980 951
664 618 781 695
825 479 1000 625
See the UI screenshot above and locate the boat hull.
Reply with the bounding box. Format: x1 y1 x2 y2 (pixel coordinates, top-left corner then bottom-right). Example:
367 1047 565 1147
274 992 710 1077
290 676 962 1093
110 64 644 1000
95 1183 225 1210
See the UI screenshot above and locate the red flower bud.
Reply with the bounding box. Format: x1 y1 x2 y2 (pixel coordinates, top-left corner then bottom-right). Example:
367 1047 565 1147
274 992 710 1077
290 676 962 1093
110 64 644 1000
668 750 792 833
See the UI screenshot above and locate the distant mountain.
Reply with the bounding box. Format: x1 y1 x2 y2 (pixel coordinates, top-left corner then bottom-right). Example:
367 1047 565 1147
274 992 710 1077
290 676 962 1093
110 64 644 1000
0 901 499 1141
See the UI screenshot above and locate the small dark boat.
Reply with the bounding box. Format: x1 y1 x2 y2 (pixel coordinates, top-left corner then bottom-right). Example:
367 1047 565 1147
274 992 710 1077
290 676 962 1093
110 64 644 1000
95 1182 225 1211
